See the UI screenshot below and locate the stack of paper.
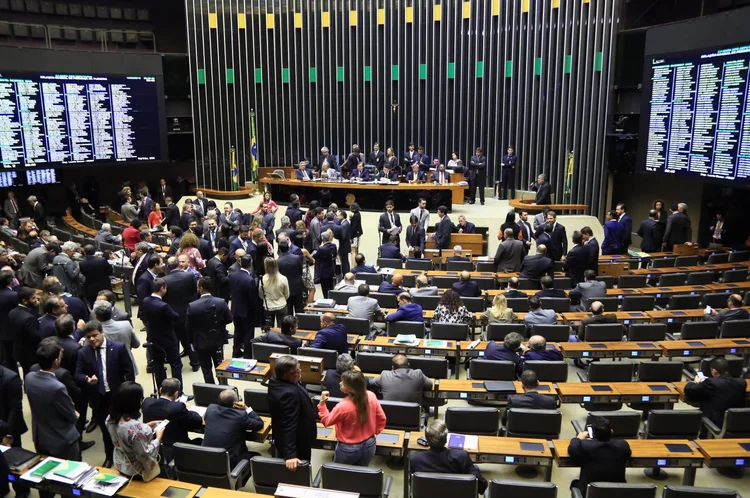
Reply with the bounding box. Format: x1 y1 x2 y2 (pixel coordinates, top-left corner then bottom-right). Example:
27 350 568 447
226 358 258 371
425 339 447 348
447 433 479 451
378 267 395 274
46 459 97 486
22 457 64 484
314 299 336 308
82 473 129 496
394 334 420 346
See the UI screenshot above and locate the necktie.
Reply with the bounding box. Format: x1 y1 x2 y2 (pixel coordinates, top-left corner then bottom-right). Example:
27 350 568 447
96 347 106 395
389 213 394 226
11 199 17 213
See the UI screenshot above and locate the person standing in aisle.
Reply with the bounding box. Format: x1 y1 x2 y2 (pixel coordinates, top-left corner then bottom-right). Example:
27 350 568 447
468 147 487 205
500 146 517 200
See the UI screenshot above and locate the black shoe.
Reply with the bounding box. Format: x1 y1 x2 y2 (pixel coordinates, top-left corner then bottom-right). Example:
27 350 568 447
85 420 98 433
103 460 113 469
192 364 200 372
80 441 95 452
481 201 485 205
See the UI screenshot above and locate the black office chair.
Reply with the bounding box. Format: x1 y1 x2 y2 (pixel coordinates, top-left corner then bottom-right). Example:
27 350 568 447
430 323 469 340
696 357 744 378
406 259 433 270
379 400 421 430
468 359 516 380
505 408 562 438
571 411 642 439
720 319 750 338
409 356 450 379
707 253 730 264
518 278 542 290
486 323 526 341
583 323 624 342
506 297 530 312
596 276 615 289
461 296 486 312
687 272 715 285
432 276 460 288
637 361 684 382
658 273 688 286
445 407 500 435
446 260 474 271
722 268 748 283
355 352 393 374
677 321 718 340
728 251 750 263
296 313 323 330
552 277 572 290
392 273 416 287
663 485 739 498
627 323 667 341
474 277 498 290
618 275 648 288
746 293 750 306
413 295 440 310
411 472 477 498
252 343 290 362
701 293 731 309
172 443 250 490
194 383 235 407
387 320 426 338
621 295 655 311
243 389 271 416
642 410 703 479
540 297 571 313
314 462 392 498
667 294 702 310
523 361 568 382
575 483 657 498
358 272 385 285
335 316 371 336
250 456 311 494
487 480 557 498
532 325 571 342
377 258 403 269
329 290 356 305
674 256 699 267
703 408 750 439
651 258 677 268
297 347 338 370
578 361 634 382
476 262 497 272
597 296 619 313
371 292 399 308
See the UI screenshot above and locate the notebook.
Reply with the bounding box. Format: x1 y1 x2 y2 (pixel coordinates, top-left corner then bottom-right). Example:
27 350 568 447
447 433 478 451
52 460 89 480
3 447 41 471
483 381 516 393
226 359 257 371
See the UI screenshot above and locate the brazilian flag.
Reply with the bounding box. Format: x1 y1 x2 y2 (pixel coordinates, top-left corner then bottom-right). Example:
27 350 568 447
230 146 239 191
563 152 574 203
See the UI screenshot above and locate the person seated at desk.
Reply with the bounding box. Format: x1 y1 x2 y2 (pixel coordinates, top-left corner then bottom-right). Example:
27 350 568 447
446 245 470 263
376 164 398 182
386 292 424 323
351 253 377 274
349 162 371 181
410 420 487 495
524 296 558 330
576 301 619 341
502 370 557 425
348 284 385 324
520 244 554 283
322 353 357 398
433 290 471 325
503 277 528 298
250 315 304 354
684 357 747 428
310 312 349 355
369 353 432 404
482 294 518 324
569 270 606 312
523 335 563 361
484 331 524 373
203 389 264 470
335 272 360 293
296 160 313 181
455 216 476 234
320 162 341 180
409 275 438 297
406 163 427 184
452 271 481 297
378 273 406 295
569 417 631 495
379 235 405 260
142 378 203 462
430 162 451 184
704 294 749 325
534 276 566 299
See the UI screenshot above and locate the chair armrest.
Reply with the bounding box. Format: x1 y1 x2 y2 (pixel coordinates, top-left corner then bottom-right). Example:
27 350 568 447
571 420 584 434
312 468 322 488
382 475 393 498
654 305 665 311
702 416 721 437
572 487 584 498
576 372 588 382
230 459 249 480
682 368 697 381
666 333 678 341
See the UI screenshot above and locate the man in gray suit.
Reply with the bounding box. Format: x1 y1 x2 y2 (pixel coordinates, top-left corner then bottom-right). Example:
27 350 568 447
347 284 384 323
369 354 432 404
3 191 20 227
334 273 360 293
93 301 140 374
569 270 607 312
523 296 558 332
24 337 81 464
494 228 525 272
409 275 439 297
18 243 57 289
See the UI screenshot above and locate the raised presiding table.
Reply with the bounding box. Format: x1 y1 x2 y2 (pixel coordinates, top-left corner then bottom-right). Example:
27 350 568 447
559 341 663 359
552 439 703 485
695 439 750 470
659 338 750 358
508 198 589 214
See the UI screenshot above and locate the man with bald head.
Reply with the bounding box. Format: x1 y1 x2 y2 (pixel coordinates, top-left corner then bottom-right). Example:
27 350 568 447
523 335 563 361
452 271 480 297
494 228 524 272
378 273 406 295
309 312 348 354
203 388 264 469
577 301 619 342
520 244 554 282
334 272 359 293
228 248 245 274
705 294 749 325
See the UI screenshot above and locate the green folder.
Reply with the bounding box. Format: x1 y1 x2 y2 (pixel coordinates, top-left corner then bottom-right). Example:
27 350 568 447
426 340 446 347
52 460 87 478
94 473 120 483
31 460 61 478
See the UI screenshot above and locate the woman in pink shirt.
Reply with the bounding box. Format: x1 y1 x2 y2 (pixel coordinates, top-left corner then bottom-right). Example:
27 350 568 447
318 370 387 466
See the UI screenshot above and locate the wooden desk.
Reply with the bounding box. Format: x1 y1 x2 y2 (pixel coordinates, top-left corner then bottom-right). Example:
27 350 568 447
637 285 711 297
457 340 560 359
316 424 406 457
673 381 750 401
611 382 680 405
552 439 702 485
508 198 589 214
561 311 650 325
216 360 271 385
707 281 750 293
418 248 474 264
358 336 459 377
659 338 750 358
120 478 202 498
695 439 750 469
556 383 620 404
647 309 705 323
559 341 662 359
598 262 631 278
200 488 266 498
427 379 557 417
290 329 361 347
427 270 497 278
425 233 485 256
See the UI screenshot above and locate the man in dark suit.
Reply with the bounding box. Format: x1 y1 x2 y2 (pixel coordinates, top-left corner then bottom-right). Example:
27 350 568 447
518 211 534 254
349 162 371 181
615 203 633 253
705 294 750 324
277 242 304 315
601 210 625 256
569 417 631 495
535 211 567 263
163 198 181 229
446 246 470 263
157 178 173 204
203 389 264 470
206 248 231 301
39 295 68 340
55 314 89 445
379 235 405 261
186 278 232 384
663 202 692 250
433 205 452 250
534 276 566 298
79 245 113 306
468 147 487 205
194 191 209 218
204 217 220 250
310 313 348 355
368 143 385 169
295 161 314 180
685 357 747 428
286 199 305 225
251 315 303 354
229 226 251 260
9 287 41 377
378 274 406 295
503 278 528 298
141 278 183 389
502 370 557 425
27 195 45 230
452 271 481 298
193 226 214 261
520 245 554 283
0 364 29 497
228 255 258 358
336 211 352 275
378 200 402 245
577 301 619 342
563 231 589 286
406 214 426 258
163 258 199 370
0 270 18 372
267 355 318 471
406 163 426 183
581 227 599 274
351 254 377 274
485 332 524 373
131 242 154 290
76 321 135 467
410 419 487 495
143 378 203 461
136 255 163 306
431 163 451 185
531 174 551 205
455 216 476 234
313 231 338 298
637 210 662 253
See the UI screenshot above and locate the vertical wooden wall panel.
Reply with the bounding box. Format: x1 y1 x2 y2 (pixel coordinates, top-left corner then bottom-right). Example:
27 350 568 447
185 0 619 215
